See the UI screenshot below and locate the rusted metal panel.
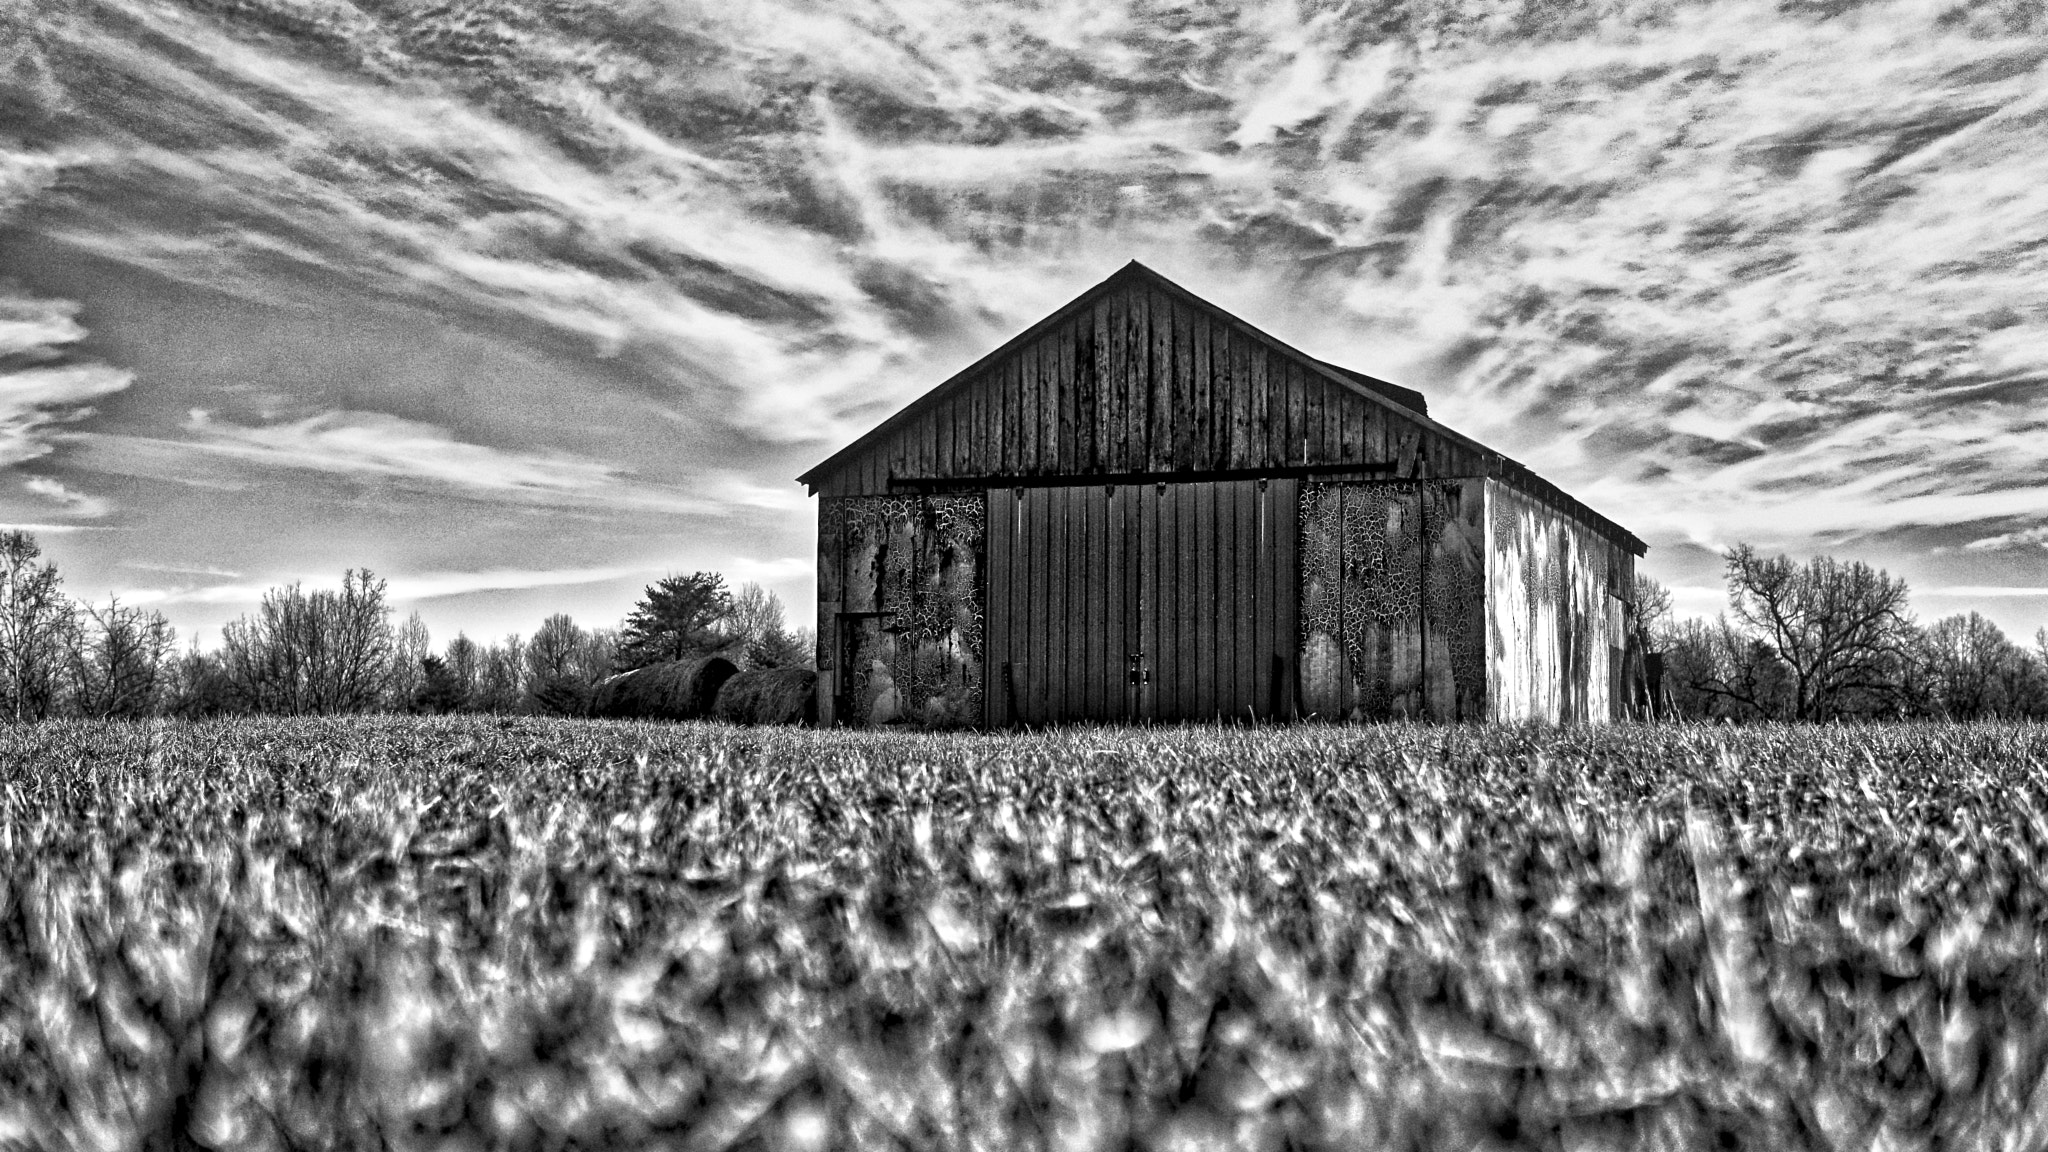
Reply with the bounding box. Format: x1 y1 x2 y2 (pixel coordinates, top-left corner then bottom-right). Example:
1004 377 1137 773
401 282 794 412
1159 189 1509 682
1484 479 1634 723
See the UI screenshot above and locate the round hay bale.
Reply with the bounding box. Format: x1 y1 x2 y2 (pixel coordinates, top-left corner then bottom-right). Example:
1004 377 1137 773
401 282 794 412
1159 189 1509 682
713 667 818 726
591 656 738 720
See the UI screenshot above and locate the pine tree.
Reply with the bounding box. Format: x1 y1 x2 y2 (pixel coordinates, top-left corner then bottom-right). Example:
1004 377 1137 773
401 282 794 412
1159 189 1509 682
615 573 732 670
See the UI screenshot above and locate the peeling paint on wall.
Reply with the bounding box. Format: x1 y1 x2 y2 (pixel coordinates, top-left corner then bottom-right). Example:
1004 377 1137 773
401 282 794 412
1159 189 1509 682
1298 480 1486 721
822 494 984 727
1485 480 1634 723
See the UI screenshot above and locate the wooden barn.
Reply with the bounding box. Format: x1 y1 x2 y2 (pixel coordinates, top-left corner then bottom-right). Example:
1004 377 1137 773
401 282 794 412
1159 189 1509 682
798 262 1647 727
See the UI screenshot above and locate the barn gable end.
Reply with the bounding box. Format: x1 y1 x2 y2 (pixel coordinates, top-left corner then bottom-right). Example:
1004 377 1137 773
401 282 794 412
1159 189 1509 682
799 262 1487 494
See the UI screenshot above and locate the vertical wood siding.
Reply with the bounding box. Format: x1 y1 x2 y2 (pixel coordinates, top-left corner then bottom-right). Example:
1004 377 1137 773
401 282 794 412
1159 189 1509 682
984 479 1298 725
1484 479 1637 723
814 282 1479 496
816 495 984 727
1296 480 1487 721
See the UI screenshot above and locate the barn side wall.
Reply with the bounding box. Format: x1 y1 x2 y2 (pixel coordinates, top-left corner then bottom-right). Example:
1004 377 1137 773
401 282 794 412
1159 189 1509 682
816 494 984 728
1297 479 1487 721
1484 480 1636 723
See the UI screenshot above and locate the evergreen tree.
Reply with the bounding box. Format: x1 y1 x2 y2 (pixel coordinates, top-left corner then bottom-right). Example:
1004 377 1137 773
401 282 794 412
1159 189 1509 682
412 654 465 714
615 573 732 670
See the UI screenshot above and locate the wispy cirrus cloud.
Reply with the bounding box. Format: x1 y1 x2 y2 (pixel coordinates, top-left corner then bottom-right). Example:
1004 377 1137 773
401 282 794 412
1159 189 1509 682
1964 526 2048 553
178 408 623 495
5 0 2048 640
121 561 654 608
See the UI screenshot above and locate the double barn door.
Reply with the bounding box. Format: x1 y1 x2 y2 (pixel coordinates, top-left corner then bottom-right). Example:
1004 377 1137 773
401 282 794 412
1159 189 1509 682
984 478 1299 725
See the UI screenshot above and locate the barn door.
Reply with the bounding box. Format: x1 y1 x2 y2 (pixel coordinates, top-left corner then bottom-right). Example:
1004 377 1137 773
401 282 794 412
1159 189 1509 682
985 479 1297 726
985 484 1138 726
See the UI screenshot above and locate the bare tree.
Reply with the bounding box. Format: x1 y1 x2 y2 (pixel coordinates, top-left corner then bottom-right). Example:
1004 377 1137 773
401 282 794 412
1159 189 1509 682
1632 573 1676 649
1920 612 2022 719
727 582 808 668
443 633 482 710
219 570 394 714
1663 614 1793 721
474 635 524 713
526 613 600 714
0 531 72 722
1721 544 1916 721
65 596 176 719
387 611 431 710
165 638 233 719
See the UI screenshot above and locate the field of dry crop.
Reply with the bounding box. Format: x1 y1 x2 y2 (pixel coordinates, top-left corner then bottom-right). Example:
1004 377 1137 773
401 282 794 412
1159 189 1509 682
4 717 2047 1151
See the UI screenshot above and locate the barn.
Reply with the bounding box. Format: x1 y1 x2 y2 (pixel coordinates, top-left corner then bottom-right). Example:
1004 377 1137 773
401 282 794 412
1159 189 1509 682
798 261 1647 728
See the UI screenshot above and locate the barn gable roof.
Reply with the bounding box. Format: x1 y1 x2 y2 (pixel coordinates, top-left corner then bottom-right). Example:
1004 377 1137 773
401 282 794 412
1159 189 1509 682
798 260 1643 555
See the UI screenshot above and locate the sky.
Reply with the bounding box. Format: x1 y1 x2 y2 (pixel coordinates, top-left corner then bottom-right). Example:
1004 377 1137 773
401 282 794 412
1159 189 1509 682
3 0 2046 653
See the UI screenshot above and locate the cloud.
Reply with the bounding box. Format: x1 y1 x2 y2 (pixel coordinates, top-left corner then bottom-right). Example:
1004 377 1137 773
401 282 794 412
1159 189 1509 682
0 364 136 467
22 475 109 518
1921 587 2048 598
1963 526 2048 552
178 408 623 495
383 565 654 603
8 0 2048 639
0 522 117 534
123 562 655 608
122 560 243 578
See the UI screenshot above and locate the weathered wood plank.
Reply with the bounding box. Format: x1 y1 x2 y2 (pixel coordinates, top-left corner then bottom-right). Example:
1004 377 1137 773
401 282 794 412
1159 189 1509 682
1136 483 1159 718
1285 359 1306 466
1337 389 1358 464
1178 301 1200 470
988 487 1011 725
1046 485 1069 720
1023 340 1044 475
1252 481 1274 718
1193 481 1216 718
1305 376 1325 469
1040 327 1060 474
1078 485 1101 718
1102 486 1125 720
1177 482 1200 719
1079 308 1100 473
1233 480 1257 720
1124 286 1149 474
1056 320 1075 474
1249 346 1271 472
1147 289 1173 473
1224 326 1247 470
1274 477 1300 718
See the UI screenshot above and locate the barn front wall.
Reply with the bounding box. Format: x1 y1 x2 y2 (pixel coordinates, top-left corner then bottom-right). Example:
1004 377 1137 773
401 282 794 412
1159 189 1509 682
1297 479 1488 721
816 494 985 728
1484 479 1637 722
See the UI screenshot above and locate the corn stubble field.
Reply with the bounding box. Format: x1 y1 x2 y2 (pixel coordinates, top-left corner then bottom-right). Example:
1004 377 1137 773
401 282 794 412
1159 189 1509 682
4 719 2047 1152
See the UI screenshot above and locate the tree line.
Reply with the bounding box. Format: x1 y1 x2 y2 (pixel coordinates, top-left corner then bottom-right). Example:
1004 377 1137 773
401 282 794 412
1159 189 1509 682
1641 543 2048 721
0 531 810 721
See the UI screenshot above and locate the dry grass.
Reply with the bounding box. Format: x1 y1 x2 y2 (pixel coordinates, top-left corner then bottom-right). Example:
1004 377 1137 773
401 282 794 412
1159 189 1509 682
3 718 2047 1150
